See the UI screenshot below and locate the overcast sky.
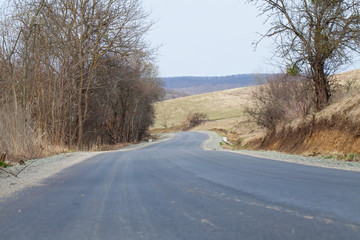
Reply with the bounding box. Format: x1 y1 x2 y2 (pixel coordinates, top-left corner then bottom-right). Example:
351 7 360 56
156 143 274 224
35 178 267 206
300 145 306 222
142 0 277 77
0 0 358 77
143 0 360 77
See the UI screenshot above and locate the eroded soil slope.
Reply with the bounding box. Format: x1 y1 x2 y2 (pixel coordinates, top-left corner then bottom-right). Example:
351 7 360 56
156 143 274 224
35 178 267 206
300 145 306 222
258 94 360 155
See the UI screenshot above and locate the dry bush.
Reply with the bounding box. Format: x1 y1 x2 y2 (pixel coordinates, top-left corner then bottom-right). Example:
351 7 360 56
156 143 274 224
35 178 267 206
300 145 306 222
0 105 57 162
246 74 313 130
183 113 208 131
331 71 360 101
83 58 164 146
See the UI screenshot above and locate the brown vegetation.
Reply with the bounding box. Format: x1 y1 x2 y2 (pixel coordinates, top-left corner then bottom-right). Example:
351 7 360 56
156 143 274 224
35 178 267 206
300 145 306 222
153 86 253 131
0 104 66 162
153 69 360 158
183 113 208 131
0 0 162 162
247 72 360 156
243 0 360 156
245 0 360 157
249 0 360 109
257 109 360 155
245 74 313 130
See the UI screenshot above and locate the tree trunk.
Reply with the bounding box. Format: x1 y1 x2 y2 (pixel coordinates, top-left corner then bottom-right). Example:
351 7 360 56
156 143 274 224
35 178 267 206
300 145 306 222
77 89 83 147
312 62 331 110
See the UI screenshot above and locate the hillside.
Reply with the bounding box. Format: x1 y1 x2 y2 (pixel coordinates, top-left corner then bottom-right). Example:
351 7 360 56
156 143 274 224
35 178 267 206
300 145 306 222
153 69 360 156
152 85 263 144
162 74 263 95
260 69 360 155
259 93 360 155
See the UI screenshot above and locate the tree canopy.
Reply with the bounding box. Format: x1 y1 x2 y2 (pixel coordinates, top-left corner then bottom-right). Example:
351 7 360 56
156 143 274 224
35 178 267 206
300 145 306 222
0 0 163 148
249 0 360 109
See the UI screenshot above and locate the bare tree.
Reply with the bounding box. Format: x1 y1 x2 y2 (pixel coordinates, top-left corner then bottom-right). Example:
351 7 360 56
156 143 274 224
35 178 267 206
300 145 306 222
0 0 159 151
87 57 163 145
245 74 313 130
40 0 154 146
249 0 360 109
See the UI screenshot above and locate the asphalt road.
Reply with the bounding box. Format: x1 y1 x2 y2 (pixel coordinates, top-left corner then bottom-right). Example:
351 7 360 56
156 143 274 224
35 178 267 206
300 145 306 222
1 132 360 239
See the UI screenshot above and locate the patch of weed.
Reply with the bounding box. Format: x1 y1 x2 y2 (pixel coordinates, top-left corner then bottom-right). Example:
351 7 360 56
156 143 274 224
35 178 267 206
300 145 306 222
0 161 10 168
322 153 360 162
322 154 336 160
345 153 360 162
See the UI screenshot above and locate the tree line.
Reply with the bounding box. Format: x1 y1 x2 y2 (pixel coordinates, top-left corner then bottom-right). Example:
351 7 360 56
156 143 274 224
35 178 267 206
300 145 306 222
0 0 163 153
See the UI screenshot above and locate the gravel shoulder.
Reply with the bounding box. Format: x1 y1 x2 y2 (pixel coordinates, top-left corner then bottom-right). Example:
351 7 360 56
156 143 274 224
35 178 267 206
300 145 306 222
200 130 360 172
2 131 358 200
0 152 100 200
0 133 174 200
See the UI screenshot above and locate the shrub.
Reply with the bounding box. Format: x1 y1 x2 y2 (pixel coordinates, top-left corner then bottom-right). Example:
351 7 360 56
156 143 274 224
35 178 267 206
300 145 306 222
346 153 360 162
183 112 208 130
245 74 313 130
0 104 48 162
0 161 9 168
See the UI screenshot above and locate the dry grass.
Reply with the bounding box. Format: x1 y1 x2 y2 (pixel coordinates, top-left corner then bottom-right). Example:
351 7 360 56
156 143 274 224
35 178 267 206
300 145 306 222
153 86 255 129
89 142 130 151
333 69 360 84
0 105 67 163
318 92 360 122
153 69 360 155
332 69 360 97
153 85 264 147
259 71 360 156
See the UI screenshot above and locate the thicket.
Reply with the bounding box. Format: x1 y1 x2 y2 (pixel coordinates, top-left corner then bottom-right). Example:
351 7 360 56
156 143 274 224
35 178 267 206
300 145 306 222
0 0 163 161
246 74 313 130
183 113 208 131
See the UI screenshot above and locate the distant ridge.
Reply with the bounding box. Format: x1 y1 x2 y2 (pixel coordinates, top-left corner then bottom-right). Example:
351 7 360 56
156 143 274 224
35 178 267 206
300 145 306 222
162 74 265 96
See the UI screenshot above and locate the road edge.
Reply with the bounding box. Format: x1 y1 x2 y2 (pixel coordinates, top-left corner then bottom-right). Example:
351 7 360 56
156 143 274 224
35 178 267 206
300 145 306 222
200 130 360 172
0 133 175 200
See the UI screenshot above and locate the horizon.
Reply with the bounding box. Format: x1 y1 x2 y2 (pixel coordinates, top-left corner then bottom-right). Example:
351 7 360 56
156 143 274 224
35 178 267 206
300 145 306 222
159 68 359 79
161 72 259 79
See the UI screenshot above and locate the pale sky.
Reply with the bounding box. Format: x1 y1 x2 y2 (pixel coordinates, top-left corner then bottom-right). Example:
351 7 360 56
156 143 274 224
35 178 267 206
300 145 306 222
143 0 360 77
0 0 358 77
142 0 276 77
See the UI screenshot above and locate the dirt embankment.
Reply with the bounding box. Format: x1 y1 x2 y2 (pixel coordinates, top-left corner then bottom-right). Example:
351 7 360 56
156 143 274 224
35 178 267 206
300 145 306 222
255 95 360 155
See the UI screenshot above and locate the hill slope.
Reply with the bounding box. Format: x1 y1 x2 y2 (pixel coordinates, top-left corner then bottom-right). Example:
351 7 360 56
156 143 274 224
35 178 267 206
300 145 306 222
162 74 262 95
154 69 360 156
153 85 262 143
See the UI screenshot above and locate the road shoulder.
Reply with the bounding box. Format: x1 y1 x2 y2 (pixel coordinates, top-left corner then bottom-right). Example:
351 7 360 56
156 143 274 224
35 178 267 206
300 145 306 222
200 130 360 172
0 133 174 200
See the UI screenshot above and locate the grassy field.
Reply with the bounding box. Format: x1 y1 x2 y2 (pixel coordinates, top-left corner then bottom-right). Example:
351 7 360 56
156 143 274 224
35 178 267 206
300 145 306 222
153 86 254 129
153 69 360 154
152 85 263 145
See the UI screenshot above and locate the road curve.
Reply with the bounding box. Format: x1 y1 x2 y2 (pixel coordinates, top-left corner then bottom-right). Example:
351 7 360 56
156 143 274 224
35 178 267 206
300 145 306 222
0 132 360 239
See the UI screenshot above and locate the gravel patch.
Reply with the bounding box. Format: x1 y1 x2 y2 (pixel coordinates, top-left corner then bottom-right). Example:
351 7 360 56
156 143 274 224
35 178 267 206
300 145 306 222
201 130 360 172
200 130 224 151
0 152 100 200
0 133 174 200
118 133 175 151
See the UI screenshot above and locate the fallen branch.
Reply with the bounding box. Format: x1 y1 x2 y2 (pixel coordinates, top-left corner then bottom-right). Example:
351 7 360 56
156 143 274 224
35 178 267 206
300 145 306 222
0 163 31 178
